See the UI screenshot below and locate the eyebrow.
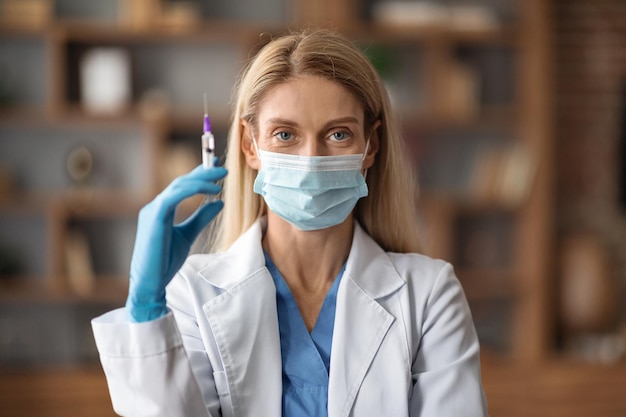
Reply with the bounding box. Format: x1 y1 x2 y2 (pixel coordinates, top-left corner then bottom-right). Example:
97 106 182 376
266 116 361 130
266 118 299 128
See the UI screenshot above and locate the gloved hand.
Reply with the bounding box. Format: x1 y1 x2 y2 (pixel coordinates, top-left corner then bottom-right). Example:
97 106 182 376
125 164 227 322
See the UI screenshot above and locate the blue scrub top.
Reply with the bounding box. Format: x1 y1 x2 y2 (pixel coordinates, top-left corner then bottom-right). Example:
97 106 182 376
264 252 345 417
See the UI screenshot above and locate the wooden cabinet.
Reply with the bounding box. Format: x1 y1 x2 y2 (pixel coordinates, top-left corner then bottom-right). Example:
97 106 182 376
0 0 552 365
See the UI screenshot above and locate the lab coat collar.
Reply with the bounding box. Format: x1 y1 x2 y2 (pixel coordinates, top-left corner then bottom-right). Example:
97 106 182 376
344 222 407 299
196 217 267 289
197 217 406 298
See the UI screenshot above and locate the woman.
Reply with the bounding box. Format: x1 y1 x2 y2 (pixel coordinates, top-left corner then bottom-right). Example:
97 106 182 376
92 29 488 417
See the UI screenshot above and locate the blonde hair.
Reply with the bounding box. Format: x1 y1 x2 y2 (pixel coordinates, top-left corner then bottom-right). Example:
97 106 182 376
210 29 422 253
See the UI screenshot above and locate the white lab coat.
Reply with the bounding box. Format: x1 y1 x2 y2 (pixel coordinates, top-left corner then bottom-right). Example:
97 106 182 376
92 219 488 417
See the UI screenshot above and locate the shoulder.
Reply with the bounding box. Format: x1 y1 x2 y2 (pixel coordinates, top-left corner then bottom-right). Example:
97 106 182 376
386 252 456 292
383 252 477 364
350 224 460 303
387 252 450 279
382 251 468 323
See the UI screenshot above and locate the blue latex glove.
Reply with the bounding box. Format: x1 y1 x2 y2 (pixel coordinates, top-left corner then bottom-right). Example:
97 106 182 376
126 164 228 322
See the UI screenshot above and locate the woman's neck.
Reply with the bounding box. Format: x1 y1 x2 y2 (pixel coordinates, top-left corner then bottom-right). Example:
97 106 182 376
262 212 353 292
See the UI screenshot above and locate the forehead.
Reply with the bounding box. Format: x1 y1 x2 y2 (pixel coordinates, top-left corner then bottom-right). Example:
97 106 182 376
257 75 364 126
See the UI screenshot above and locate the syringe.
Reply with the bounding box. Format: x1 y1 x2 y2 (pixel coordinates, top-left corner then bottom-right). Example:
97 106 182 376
201 93 215 169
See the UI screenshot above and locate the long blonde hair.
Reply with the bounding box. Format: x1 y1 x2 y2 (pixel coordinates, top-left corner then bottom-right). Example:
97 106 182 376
210 29 422 253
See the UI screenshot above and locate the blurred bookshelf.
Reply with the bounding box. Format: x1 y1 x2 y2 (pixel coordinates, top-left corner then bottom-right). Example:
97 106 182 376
0 0 550 363
0 0 560 398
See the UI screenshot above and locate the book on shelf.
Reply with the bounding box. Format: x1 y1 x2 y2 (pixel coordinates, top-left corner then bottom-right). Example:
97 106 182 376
65 229 95 297
469 143 535 207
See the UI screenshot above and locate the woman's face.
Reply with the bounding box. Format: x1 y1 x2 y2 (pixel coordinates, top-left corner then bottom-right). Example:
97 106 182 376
242 75 378 169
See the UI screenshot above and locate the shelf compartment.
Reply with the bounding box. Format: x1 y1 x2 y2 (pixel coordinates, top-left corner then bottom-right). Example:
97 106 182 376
0 213 49 284
452 43 518 108
358 40 430 119
62 37 245 116
453 210 517 271
0 301 115 366
409 127 519 200
0 36 48 108
0 125 154 195
62 216 136 299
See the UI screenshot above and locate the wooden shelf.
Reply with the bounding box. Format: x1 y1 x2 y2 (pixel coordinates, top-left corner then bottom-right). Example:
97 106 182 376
63 192 147 218
0 105 49 123
55 20 280 44
0 274 126 304
168 106 232 132
0 190 148 215
0 277 50 301
0 104 149 129
0 366 119 417
0 24 50 38
349 22 520 45
33 102 230 132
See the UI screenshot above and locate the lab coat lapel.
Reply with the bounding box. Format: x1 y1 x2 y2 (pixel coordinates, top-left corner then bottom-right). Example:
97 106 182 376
199 220 283 417
328 223 405 417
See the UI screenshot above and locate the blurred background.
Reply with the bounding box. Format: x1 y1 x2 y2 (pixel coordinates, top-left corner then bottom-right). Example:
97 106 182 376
0 0 625 416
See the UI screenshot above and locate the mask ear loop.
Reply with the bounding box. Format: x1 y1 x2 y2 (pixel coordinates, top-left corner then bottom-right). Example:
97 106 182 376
362 138 371 180
251 134 262 166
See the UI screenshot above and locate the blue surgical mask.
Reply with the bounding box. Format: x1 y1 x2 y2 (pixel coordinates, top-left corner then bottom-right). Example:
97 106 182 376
253 142 369 231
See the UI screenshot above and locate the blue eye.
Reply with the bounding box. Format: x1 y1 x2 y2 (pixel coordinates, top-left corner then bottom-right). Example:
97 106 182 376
331 131 350 141
274 131 293 141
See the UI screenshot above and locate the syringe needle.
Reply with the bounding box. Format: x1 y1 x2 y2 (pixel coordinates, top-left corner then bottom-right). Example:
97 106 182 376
202 93 215 169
